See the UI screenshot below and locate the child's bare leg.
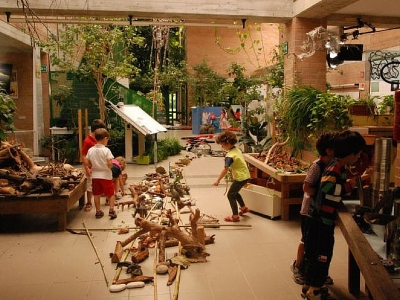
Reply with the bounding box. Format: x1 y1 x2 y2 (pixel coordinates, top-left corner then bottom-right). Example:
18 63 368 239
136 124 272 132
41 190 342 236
113 178 120 194
108 195 117 218
108 195 116 210
94 195 101 211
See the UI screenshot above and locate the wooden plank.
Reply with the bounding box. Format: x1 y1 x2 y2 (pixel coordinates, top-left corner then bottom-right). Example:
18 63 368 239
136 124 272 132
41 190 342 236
337 205 400 300
0 177 87 231
244 154 306 183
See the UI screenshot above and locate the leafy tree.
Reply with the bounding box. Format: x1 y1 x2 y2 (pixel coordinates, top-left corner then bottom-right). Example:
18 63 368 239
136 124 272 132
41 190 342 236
265 46 284 88
38 22 145 120
190 60 225 106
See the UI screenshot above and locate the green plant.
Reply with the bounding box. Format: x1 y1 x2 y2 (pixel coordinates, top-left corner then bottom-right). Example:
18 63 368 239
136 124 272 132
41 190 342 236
51 85 77 129
189 60 225 106
145 137 182 164
349 96 377 116
377 94 394 114
108 128 126 157
276 86 353 156
39 135 52 156
0 88 16 141
239 100 272 153
38 23 144 120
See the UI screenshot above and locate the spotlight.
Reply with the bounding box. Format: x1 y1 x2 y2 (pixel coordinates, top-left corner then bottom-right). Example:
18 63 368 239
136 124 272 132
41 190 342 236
326 44 363 68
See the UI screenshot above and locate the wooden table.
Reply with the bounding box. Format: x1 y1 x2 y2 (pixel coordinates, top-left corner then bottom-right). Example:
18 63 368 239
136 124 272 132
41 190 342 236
244 153 306 221
0 177 86 231
337 204 400 299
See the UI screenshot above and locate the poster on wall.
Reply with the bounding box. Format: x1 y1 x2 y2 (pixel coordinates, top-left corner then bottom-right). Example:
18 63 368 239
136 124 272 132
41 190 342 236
10 70 18 98
0 63 12 94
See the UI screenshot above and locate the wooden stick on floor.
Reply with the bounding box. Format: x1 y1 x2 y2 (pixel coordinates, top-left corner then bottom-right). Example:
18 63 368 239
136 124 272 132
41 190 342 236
82 221 109 287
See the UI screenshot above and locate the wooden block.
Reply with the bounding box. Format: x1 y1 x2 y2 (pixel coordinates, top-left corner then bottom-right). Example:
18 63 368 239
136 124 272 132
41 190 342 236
111 241 124 263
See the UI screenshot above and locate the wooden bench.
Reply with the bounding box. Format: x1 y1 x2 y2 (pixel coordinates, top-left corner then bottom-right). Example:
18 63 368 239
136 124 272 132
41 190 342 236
0 177 86 231
244 154 306 221
337 204 400 299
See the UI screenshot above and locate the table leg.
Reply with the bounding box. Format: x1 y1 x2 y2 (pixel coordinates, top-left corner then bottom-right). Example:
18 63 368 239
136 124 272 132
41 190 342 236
281 183 290 221
58 212 67 231
79 193 85 209
348 249 360 296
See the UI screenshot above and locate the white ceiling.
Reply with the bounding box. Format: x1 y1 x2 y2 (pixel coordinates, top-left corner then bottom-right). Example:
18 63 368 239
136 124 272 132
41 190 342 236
337 0 400 18
0 0 400 54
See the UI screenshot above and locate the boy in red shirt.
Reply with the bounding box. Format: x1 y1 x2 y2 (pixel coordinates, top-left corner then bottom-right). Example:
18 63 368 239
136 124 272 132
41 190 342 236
82 119 106 212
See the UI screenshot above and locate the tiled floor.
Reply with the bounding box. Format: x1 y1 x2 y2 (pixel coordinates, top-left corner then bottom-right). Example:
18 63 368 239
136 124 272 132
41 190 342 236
0 130 370 300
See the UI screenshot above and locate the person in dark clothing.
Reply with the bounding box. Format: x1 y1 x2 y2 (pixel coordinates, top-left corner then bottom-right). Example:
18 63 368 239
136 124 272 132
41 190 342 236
303 130 370 300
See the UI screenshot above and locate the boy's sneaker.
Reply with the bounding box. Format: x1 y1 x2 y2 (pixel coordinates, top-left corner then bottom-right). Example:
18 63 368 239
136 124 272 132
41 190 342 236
325 276 334 285
109 209 117 219
115 192 122 199
303 288 334 300
301 287 329 299
290 260 300 273
290 260 305 285
95 210 104 218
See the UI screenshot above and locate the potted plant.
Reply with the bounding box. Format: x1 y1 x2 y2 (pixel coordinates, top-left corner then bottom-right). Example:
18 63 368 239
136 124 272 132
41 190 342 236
275 86 353 156
349 96 377 116
377 94 394 115
39 135 53 157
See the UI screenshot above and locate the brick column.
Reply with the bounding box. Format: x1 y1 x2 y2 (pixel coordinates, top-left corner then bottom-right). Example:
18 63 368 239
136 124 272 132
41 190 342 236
282 18 328 91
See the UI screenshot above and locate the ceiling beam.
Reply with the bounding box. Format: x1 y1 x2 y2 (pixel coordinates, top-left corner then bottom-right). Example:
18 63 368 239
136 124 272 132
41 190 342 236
327 14 400 28
293 0 360 19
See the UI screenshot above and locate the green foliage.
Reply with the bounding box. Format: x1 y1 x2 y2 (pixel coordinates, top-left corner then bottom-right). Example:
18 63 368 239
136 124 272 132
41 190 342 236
145 137 182 163
214 23 271 69
190 60 225 106
108 128 126 157
264 46 284 88
377 94 394 114
51 85 78 129
0 89 16 141
158 61 189 93
38 22 145 120
277 86 353 155
239 103 272 152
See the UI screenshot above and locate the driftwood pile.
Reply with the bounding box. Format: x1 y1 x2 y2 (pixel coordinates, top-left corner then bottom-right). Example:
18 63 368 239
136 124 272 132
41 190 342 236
0 141 84 196
111 161 216 290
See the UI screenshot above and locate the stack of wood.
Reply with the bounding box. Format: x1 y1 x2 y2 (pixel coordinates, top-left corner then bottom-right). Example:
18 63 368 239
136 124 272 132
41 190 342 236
0 141 84 196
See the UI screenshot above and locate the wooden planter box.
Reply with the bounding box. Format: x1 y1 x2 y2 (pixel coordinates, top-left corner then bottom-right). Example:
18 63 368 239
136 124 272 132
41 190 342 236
350 104 375 116
244 153 307 221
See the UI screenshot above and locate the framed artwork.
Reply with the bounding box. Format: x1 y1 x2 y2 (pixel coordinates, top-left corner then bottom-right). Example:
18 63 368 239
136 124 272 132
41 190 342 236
10 70 18 98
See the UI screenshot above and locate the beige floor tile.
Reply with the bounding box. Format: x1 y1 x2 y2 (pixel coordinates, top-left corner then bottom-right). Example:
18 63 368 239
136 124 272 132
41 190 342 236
0 130 373 299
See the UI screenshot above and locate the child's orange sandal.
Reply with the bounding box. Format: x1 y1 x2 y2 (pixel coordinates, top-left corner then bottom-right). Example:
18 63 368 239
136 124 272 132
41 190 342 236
224 215 240 222
239 206 249 216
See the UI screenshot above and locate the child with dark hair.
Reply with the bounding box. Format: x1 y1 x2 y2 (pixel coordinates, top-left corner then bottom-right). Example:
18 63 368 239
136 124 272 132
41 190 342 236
85 128 117 219
82 119 106 212
213 130 250 222
303 130 369 300
291 132 336 286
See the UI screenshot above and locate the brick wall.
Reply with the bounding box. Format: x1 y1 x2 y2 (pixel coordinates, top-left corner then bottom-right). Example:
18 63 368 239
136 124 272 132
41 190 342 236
185 23 279 110
283 18 328 90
